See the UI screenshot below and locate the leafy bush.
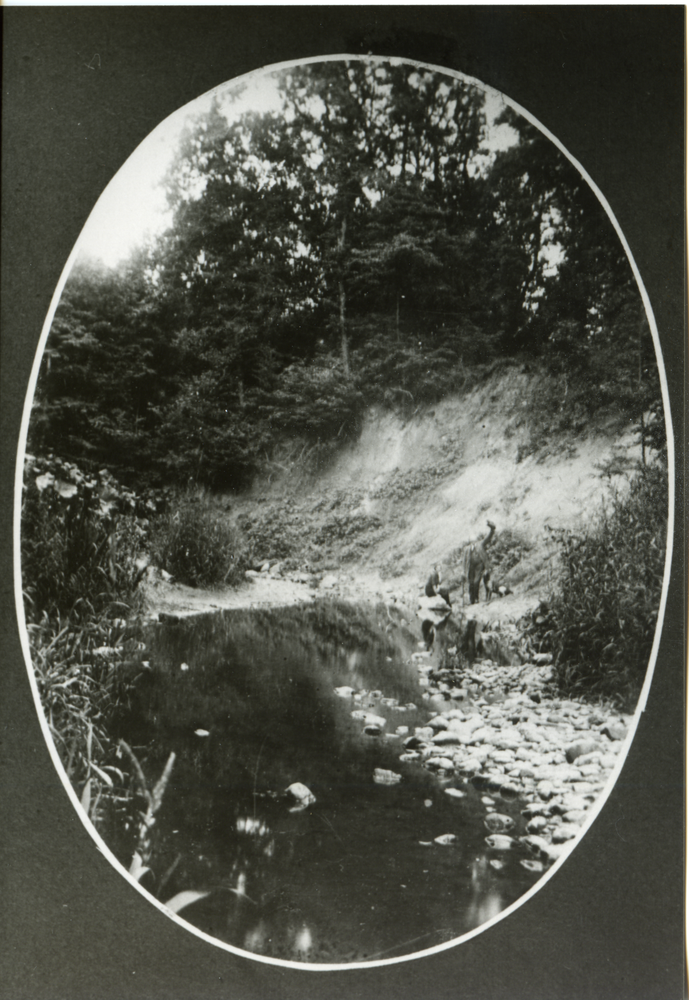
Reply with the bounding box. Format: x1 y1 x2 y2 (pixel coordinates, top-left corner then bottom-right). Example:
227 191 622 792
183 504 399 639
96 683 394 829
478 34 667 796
21 455 149 619
151 497 247 587
527 464 668 708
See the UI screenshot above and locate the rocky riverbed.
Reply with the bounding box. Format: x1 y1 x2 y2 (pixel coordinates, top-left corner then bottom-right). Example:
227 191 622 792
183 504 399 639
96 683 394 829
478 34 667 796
338 647 632 870
144 561 633 873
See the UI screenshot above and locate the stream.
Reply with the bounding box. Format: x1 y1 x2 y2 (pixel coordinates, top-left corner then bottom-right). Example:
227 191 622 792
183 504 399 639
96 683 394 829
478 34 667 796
115 600 541 964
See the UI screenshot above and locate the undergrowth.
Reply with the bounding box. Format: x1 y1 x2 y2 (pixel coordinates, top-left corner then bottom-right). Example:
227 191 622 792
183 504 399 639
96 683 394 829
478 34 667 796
151 496 248 588
20 454 168 868
525 463 668 709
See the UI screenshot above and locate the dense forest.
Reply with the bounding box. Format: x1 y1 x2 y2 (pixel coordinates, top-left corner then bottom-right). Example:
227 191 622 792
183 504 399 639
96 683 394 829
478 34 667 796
30 60 663 488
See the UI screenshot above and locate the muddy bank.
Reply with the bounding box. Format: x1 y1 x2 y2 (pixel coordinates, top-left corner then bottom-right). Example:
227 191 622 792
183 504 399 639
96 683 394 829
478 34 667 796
143 562 538 629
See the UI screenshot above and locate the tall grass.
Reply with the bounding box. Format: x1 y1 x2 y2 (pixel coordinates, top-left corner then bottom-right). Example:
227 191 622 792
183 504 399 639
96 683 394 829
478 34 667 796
21 455 152 839
527 463 668 708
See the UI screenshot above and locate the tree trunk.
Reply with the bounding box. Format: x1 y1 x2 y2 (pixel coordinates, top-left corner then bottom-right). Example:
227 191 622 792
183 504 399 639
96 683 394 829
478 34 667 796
338 216 349 374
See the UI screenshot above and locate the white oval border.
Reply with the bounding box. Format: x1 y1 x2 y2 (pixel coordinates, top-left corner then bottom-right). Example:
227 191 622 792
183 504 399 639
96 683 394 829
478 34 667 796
12 53 675 973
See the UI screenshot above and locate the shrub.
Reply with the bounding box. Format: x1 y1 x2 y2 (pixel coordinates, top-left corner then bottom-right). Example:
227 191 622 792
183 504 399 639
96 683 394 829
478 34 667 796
21 455 148 619
151 498 247 587
527 464 668 708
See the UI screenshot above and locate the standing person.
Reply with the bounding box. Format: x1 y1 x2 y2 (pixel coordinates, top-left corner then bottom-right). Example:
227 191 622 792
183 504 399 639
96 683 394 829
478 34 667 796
464 520 496 605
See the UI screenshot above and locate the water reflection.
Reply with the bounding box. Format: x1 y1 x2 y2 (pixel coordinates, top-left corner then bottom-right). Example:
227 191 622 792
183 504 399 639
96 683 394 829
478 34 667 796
114 600 540 962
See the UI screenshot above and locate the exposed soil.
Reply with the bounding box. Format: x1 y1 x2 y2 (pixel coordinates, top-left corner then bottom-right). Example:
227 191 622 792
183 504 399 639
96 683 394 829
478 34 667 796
144 370 641 640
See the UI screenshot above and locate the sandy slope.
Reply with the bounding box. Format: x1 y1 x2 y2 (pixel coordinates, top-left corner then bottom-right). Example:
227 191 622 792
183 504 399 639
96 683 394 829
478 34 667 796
145 371 641 630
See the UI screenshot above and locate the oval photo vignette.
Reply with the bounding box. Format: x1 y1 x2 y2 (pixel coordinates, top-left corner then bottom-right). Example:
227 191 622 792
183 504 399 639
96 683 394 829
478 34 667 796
14 55 673 970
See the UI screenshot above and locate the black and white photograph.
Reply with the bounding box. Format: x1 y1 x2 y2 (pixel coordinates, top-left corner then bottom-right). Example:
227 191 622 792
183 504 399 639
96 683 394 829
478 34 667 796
2 7 685 998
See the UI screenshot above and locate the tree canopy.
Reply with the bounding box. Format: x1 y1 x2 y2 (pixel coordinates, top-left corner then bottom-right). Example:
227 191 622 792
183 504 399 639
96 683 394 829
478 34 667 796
30 59 664 488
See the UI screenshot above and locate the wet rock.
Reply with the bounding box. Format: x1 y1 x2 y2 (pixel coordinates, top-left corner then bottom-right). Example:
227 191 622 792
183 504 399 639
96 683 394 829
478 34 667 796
373 768 402 785
572 781 595 794
537 780 556 800
363 725 382 736
484 813 515 834
526 816 548 834
427 715 449 731
470 726 498 744
520 834 550 858
565 740 599 763
521 802 552 819
471 773 491 791
426 756 454 770
335 686 355 698
481 795 496 806
543 842 566 863
578 763 602 778
457 758 482 774
444 788 466 800
432 731 462 746
403 735 427 750
489 859 505 871
395 726 409 736
285 782 316 807
351 710 386 728
485 834 516 851
520 859 544 873
493 734 522 751
415 726 435 740
434 833 457 846
557 793 589 813
486 774 506 794
563 810 587 825
499 783 520 801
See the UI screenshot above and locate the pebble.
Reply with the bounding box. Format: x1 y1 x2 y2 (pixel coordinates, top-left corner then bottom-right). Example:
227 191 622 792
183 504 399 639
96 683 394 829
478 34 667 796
340 641 629 873
426 757 454 770
373 768 402 785
484 813 515 834
551 823 580 843
285 782 316 807
485 834 515 851
565 739 599 763
520 859 544 873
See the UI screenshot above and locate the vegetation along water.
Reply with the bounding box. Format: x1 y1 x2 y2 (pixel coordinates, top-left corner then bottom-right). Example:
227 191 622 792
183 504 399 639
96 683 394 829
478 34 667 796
19 58 667 963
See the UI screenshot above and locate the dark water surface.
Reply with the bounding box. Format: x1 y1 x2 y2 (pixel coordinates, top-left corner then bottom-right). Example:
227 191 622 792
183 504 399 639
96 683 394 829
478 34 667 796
118 601 540 964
